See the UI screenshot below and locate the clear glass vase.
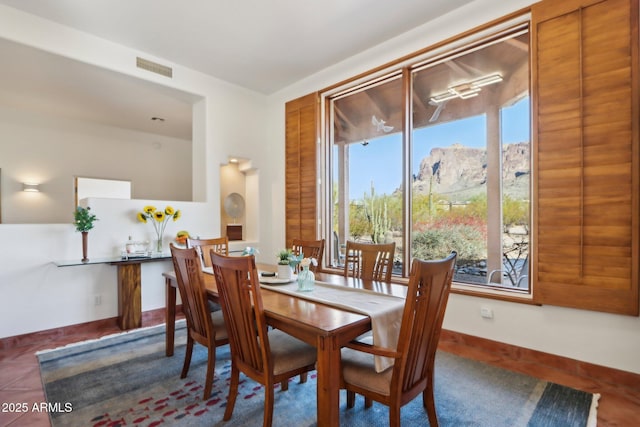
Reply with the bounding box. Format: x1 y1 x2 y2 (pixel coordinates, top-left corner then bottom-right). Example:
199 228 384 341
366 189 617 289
155 237 163 254
297 265 315 292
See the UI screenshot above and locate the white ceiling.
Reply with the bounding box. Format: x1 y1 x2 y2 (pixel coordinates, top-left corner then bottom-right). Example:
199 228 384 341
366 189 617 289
0 0 475 139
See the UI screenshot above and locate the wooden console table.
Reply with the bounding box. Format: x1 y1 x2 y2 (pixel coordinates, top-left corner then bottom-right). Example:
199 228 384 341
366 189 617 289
54 255 171 330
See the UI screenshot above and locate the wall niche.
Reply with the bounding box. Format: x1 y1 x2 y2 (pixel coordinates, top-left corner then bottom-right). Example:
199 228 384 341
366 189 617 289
220 158 258 243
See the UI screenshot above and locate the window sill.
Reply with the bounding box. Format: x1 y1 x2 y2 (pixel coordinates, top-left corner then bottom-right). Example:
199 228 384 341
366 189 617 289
451 282 538 305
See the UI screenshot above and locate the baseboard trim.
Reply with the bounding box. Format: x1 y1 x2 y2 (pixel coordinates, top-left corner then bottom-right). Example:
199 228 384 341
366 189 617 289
0 306 181 350
3 310 638 392
439 329 640 391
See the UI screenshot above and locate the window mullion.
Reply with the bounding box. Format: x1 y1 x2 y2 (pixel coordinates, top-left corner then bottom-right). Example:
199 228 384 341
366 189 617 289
486 106 504 283
402 68 412 277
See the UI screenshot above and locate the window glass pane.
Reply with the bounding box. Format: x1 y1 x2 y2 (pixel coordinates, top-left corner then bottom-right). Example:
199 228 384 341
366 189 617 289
500 97 530 289
411 115 488 284
330 77 403 272
410 30 530 288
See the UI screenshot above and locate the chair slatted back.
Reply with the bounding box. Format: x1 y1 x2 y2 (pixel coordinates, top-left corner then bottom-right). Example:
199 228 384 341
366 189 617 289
291 238 325 272
210 252 270 377
186 236 229 267
343 241 396 282
170 245 214 342
394 251 457 396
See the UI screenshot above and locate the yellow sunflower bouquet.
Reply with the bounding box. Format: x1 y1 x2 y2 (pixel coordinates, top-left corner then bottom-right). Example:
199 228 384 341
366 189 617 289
136 205 181 253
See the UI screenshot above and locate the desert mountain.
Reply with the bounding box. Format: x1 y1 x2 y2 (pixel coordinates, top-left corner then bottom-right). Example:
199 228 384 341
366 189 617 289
411 142 530 201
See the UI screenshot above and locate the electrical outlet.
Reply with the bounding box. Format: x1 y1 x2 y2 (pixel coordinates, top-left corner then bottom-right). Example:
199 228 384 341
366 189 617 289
480 306 493 319
94 295 102 306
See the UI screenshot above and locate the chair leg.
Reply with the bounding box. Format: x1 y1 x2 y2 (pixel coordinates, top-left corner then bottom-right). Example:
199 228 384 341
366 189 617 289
389 406 401 427
181 336 194 378
423 388 439 427
202 344 216 400
263 383 275 427
364 397 373 408
280 379 289 391
300 372 308 383
346 390 355 408
223 365 240 421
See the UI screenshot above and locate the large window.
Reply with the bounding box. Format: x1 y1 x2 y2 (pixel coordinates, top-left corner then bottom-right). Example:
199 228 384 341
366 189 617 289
327 24 531 292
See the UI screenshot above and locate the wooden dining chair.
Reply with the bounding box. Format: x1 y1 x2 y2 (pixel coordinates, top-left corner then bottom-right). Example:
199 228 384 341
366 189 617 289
339 251 457 427
209 251 317 427
186 236 228 312
169 244 229 400
186 236 228 267
291 238 325 272
343 240 396 282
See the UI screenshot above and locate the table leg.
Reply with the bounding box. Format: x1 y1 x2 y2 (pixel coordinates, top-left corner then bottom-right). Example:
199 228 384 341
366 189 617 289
165 277 176 357
117 263 141 330
316 334 341 426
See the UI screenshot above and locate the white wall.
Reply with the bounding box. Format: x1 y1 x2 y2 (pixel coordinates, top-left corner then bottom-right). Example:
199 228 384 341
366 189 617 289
265 0 640 376
0 6 268 337
0 106 192 223
0 197 259 339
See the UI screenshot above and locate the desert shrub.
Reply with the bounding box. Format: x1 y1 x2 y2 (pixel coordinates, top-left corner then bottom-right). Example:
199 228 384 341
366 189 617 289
412 220 486 265
502 195 529 230
348 202 370 241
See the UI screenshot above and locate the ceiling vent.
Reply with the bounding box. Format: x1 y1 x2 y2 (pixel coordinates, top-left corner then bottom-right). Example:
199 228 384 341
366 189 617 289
136 57 173 78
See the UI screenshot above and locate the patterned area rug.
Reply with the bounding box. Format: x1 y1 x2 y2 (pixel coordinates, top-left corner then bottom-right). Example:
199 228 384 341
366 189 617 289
37 322 599 427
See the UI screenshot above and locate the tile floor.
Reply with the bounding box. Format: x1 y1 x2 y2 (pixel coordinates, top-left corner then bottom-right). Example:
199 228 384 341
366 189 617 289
1 323 125 426
1 318 639 426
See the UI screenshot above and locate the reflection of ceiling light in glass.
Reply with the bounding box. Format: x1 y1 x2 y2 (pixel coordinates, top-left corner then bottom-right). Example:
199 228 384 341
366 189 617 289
430 74 503 104
471 74 504 87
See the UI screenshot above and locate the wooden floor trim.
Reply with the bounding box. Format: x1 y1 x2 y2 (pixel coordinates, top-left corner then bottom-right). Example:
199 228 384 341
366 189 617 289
439 329 640 391
0 306 173 350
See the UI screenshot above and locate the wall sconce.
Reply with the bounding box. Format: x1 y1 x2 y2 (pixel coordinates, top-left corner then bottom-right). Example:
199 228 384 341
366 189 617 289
23 183 40 192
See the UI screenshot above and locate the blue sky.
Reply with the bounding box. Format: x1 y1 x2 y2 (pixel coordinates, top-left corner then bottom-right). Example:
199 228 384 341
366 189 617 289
343 97 530 200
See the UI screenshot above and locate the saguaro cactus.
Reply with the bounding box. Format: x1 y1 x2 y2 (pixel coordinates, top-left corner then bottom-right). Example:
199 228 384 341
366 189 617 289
363 183 390 244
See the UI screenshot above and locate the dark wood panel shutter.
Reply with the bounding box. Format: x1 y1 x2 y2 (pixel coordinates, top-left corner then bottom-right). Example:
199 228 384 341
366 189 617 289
532 0 639 315
285 93 319 248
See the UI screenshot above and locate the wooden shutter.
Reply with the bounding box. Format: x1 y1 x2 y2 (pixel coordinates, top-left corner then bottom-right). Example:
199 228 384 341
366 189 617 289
285 93 319 248
532 0 639 314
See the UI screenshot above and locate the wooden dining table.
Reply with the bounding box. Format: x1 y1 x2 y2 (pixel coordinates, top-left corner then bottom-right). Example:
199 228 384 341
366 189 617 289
163 264 407 426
